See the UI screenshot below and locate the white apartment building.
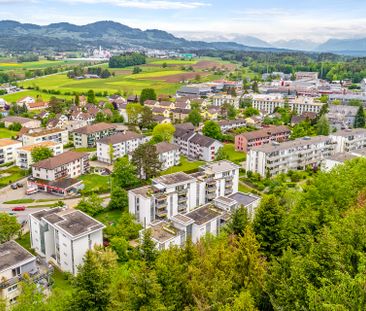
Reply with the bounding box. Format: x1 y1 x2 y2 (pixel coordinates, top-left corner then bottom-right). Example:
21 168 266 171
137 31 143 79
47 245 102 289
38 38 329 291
97 131 146 164
129 160 240 228
0 139 22 165
212 94 240 108
22 128 69 146
246 136 336 177
252 94 324 115
330 128 366 153
16 141 63 169
29 208 105 275
0 241 48 306
155 142 180 170
72 122 117 148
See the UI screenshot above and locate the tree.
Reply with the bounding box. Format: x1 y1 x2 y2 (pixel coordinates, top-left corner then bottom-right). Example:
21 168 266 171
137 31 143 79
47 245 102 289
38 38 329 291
227 104 237 120
109 236 129 262
108 187 128 211
202 120 222 140
140 88 157 104
187 109 202 126
316 115 330 136
8 122 22 131
0 213 21 243
70 247 118 311
225 206 250 236
162 62 168 68
10 280 46 311
244 107 260 117
95 111 106 123
132 66 142 74
86 89 96 104
151 123 175 143
215 147 229 161
126 103 143 125
112 157 139 189
74 93 80 106
139 106 155 129
76 193 104 216
31 146 53 163
131 143 162 180
354 105 365 128
252 81 259 93
291 120 316 139
104 212 141 240
139 229 157 265
253 195 285 257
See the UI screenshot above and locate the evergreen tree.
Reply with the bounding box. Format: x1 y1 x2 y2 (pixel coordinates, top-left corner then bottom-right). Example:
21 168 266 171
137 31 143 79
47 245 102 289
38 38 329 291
131 143 162 180
140 88 157 104
202 120 222 140
86 90 96 104
354 105 365 128
226 206 250 236
31 146 53 163
316 115 330 135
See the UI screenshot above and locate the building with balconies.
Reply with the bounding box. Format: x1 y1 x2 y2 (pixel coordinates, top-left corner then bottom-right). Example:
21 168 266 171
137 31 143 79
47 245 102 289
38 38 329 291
155 142 180 170
330 128 366 153
22 128 69 146
0 139 22 165
29 208 105 275
72 122 117 148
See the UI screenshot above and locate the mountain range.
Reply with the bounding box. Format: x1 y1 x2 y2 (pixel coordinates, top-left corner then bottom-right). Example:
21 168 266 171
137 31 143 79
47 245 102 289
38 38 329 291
0 20 366 56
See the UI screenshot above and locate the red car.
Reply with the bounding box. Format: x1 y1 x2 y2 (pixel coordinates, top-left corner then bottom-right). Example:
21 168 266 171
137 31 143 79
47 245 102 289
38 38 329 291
12 206 26 211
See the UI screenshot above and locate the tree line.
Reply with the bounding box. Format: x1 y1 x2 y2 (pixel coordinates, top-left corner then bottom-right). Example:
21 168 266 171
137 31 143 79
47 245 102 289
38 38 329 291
109 52 146 68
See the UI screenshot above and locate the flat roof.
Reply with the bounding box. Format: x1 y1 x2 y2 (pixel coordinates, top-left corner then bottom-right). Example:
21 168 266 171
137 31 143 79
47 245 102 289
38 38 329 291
0 138 21 147
129 186 153 198
185 204 223 225
18 141 58 152
0 241 35 272
24 128 65 137
154 172 195 186
327 153 358 163
149 221 181 243
331 128 366 137
228 192 261 206
200 160 240 174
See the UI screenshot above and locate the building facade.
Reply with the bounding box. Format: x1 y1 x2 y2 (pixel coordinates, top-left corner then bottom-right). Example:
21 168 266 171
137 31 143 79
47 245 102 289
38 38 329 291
72 123 117 148
155 142 180 170
22 128 69 146
0 139 22 165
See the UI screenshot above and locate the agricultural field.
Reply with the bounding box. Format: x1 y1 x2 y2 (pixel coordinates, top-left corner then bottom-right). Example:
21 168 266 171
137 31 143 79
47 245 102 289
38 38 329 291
0 128 18 138
16 57 238 96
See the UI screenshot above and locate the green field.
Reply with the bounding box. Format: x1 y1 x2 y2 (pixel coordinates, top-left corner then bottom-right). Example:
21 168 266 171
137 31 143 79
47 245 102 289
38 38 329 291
79 174 111 194
222 143 246 162
0 166 28 188
0 128 19 138
161 156 205 175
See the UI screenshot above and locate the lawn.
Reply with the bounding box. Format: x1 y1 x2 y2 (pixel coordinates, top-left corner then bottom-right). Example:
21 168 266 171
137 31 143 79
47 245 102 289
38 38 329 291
95 209 122 226
79 174 111 194
223 143 246 163
149 59 198 65
16 232 35 255
51 268 73 293
0 128 18 138
161 156 205 175
0 166 28 188
238 182 253 193
73 147 97 152
1 90 75 103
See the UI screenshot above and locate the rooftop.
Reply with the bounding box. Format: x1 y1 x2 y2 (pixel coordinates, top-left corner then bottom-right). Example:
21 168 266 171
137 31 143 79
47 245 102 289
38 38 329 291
154 172 195 186
155 141 179 154
200 160 240 174
32 150 87 170
72 122 117 135
24 128 65 137
185 204 223 225
0 138 21 147
228 192 261 207
0 241 35 272
18 141 58 152
149 221 181 243
97 131 143 144
331 128 366 137
189 133 219 147
2 116 33 124
327 152 358 163
236 125 290 141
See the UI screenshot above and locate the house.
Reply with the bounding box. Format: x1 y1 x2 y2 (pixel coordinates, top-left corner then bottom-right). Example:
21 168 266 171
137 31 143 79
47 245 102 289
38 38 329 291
26 101 48 111
235 125 291 152
108 95 126 103
16 141 63 169
322 148 366 172
174 128 222 161
290 112 317 126
0 98 7 109
144 100 159 107
329 94 366 106
2 116 41 129
0 139 23 165
330 128 366 153
29 208 105 275
70 111 96 125
155 141 180 170
151 107 170 118
212 94 240 108
0 241 51 306
16 96 35 106
295 72 319 81
29 151 89 196
246 136 336 177
172 108 191 123
72 123 117 148
96 131 147 164
158 101 175 109
153 115 171 124
201 107 219 120
129 160 240 228
177 85 211 97
127 95 139 103
22 128 69 146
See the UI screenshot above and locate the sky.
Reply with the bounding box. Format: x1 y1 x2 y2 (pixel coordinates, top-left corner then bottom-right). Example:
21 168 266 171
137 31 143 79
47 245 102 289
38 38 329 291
1 0 366 42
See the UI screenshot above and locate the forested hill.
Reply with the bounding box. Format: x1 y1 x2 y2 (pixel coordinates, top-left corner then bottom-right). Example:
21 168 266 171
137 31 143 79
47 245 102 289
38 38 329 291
0 20 288 53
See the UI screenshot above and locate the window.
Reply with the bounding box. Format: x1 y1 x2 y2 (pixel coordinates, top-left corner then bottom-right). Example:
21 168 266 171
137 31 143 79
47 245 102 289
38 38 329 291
12 267 21 277
8 284 18 292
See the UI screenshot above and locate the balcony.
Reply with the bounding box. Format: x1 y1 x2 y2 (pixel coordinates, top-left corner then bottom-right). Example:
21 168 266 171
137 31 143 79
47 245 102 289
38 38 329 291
206 192 216 200
156 201 167 209
0 267 53 289
156 209 168 218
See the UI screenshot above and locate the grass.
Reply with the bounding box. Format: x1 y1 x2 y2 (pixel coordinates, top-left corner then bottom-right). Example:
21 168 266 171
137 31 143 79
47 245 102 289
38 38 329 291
3 198 35 204
1 90 75 103
149 59 198 65
73 147 97 152
223 143 246 162
0 128 19 138
79 174 111 194
16 232 35 254
238 182 253 193
51 268 73 293
161 156 205 175
95 209 122 226
0 166 28 188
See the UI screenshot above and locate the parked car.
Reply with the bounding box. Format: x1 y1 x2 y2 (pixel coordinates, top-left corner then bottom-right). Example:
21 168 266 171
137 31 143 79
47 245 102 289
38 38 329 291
10 184 18 190
12 206 26 211
17 182 24 188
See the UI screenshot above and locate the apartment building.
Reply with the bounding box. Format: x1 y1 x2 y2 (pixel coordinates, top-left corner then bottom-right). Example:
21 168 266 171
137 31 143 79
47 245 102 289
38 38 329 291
330 128 366 153
218 119 246 132
22 128 69 146
212 94 240 108
295 72 319 80
72 122 117 148
16 141 63 169
173 128 222 161
29 208 105 275
235 125 291 152
29 151 89 196
246 136 336 177
0 241 51 306
0 139 22 165
327 105 358 130
329 93 366 106
129 160 240 228
97 131 146 164
2 116 41 129
155 141 180 170
252 94 324 115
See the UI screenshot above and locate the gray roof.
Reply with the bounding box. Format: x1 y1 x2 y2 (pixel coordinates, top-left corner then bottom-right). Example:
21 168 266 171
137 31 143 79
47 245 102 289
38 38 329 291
327 153 358 163
228 192 261 206
0 241 35 272
189 133 219 148
2 116 33 124
97 131 144 144
185 204 223 225
200 160 240 174
149 221 181 243
155 142 179 154
154 172 195 186
331 128 366 137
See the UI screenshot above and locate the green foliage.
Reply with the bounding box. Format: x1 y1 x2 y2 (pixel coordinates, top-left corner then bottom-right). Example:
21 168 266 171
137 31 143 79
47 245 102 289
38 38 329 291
8 122 22 131
291 120 316 139
354 105 365 128
225 206 250 236
0 213 21 243
316 115 330 135
244 107 260 117
76 193 104 216
202 120 222 140
108 187 128 212
132 66 142 74
139 106 155 129
109 52 146 68
151 123 175 143
126 103 143 125
112 157 139 189
131 143 162 180
140 88 157 104
31 146 53 163
86 89 96 104
104 212 142 241
187 109 202 126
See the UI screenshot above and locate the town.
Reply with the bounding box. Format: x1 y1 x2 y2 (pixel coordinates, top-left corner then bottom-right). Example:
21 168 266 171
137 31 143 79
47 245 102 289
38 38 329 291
1 3 366 309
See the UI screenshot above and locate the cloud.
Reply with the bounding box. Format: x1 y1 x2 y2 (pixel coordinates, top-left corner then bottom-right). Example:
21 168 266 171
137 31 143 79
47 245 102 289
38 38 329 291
62 0 209 9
